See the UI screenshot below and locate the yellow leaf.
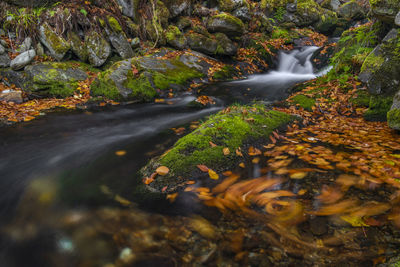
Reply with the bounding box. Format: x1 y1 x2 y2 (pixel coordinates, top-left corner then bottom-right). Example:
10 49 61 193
115 150 127 156
340 215 368 227
223 147 230 155
290 172 307 179
156 166 169 176
239 162 245 168
208 169 219 180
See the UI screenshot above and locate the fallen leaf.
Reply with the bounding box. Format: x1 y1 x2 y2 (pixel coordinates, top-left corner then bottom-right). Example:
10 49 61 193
208 169 219 180
115 150 127 156
223 147 230 155
156 166 169 176
197 164 209 172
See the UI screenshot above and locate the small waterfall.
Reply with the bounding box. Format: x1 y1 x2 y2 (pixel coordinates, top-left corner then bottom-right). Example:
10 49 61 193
227 46 331 100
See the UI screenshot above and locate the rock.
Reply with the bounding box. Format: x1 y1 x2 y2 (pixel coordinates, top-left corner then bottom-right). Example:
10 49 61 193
0 54 10 68
330 0 340 11
145 20 166 46
116 0 140 23
309 217 328 236
0 89 23 103
109 33 134 59
233 7 251 22
162 0 191 18
176 16 192 30
370 0 400 24
24 62 89 97
359 29 400 95
314 14 339 35
207 12 245 37
140 106 294 194
131 37 141 49
193 5 211 17
10 49 36 70
215 33 237 56
166 25 187 50
67 31 88 62
338 1 364 20
186 33 218 55
0 44 6 55
218 0 246 12
19 37 32 53
286 2 297 13
85 31 111 67
35 43 45 57
396 11 400 26
39 23 70 61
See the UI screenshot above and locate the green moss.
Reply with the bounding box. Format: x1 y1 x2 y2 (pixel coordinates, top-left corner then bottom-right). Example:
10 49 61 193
291 94 316 111
364 95 393 121
90 78 122 100
42 23 70 54
151 59 203 90
349 90 371 107
212 65 236 80
261 0 293 11
158 105 294 176
360 52 385 73
123 72 157 101
107 16 123 33
388 108 400 130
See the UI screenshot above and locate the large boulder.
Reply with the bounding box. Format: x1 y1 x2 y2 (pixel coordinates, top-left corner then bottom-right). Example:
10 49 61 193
23 62 89 97
215 33 237 56
91 51 205 101
218 0 247 12
369 0 400 24
359 29 400 96
105 17 134 59
186 33 218 55
162 0 191 18
85 31 111 67
207 12 245 37
10 49 36 70
39 23 70 61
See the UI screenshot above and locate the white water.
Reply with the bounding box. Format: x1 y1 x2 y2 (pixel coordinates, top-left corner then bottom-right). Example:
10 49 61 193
228 46 331 100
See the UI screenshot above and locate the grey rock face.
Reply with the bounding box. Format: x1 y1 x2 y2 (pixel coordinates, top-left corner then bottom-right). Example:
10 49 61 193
395 11 400 26
116 0 140 22
0 44 5 55
85 31 111 67
68 31 88 62
233 7 251 21
109 33 134 59
10 49 36 70
0 54 10 68
19 37 32 53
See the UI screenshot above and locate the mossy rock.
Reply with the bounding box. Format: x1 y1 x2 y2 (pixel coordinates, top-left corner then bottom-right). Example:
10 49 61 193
364 95 393 121
388 108 400 130
291 94 315 111
67 31 88 62
338 0 365 20
39 23 70 61
140 105 295 193
206 12 245 37
369 0 400 24
218 0 246 12
186 32 218 55
349 89 371 108
166 25 187 50
85 31 111 67
215 33 237 56
212 65 237 80
24 61 92 97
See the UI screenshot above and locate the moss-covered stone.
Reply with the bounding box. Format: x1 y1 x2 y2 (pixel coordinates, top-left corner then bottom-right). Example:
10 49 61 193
39 22 70 61
67 31 88 62
218 0 245 12
85 31 111 67
166 25 187 50
291 94 316 111
349 89 371 108
212 65 237 80
186 32 218 55
141 105 295 193
364 95 393 121
107 16 123 33
388 108 400 130
207 12 245 37
215 32 237 56
369 0 400 23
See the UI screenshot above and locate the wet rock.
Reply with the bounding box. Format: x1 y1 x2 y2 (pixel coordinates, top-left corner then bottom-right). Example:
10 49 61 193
0 89 23 103
186 33 218 55
85 31 111 67
19 37 32 53
10 49 36 70
309 217 328 236
68 31 88 62
0 53 10 68
166 25 187 50
24 62 89 97
215 33 237 56
116 0 140 22
396 11 400 27
338 1 364 20
388 91 400 130
109 33 134 59
39 23 70 61
207 12 245 37
0 44 5 55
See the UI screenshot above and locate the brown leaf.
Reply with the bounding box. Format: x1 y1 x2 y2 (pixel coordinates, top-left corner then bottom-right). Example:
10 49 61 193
197 164 209 172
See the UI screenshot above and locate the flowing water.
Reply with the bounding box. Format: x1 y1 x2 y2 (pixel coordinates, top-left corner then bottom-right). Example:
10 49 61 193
2 47 390 267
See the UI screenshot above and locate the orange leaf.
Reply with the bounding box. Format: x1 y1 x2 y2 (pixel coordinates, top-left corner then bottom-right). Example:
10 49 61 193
156 166 169 176
197 164 209 172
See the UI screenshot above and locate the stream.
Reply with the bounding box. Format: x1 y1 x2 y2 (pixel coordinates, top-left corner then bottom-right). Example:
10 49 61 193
0 46 370 267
